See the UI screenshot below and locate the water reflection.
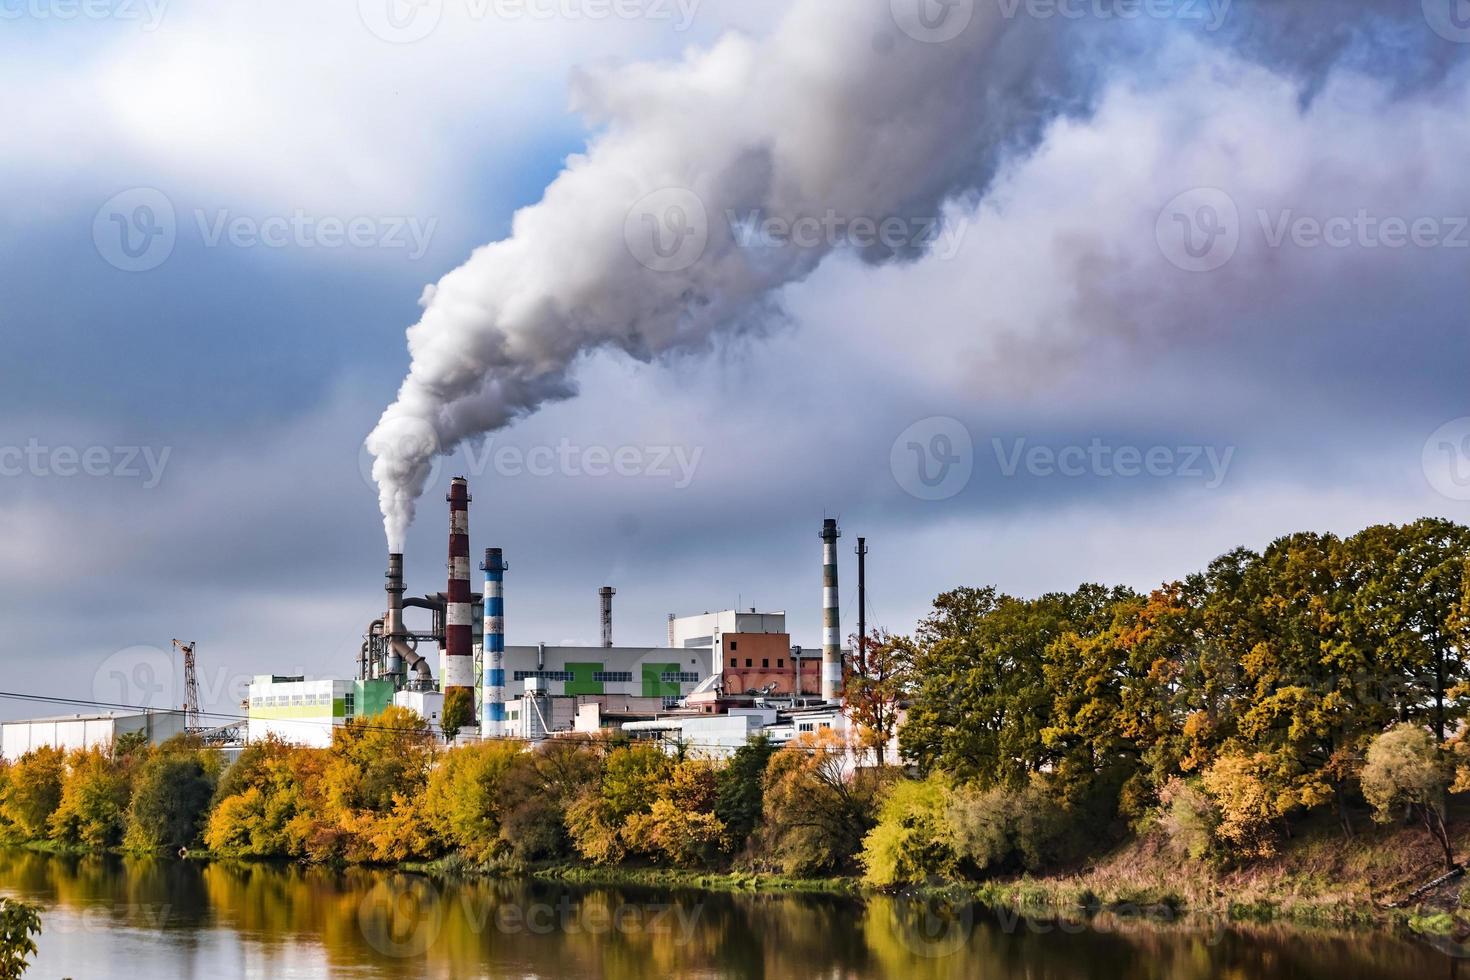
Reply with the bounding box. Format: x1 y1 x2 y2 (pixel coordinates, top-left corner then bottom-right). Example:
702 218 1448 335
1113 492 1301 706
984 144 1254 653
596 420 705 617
0 849 1454 979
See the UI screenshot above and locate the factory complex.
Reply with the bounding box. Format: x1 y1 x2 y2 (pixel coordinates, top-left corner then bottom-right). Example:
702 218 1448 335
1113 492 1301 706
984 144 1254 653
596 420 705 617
240 476 886 758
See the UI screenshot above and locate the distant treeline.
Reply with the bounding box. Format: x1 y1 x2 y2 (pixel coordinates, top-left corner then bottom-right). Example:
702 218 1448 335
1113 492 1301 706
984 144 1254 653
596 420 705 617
1 519 1465 888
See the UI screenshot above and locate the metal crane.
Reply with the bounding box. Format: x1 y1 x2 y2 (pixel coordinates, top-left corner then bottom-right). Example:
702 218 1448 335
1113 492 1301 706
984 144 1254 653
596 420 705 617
172 639 201 730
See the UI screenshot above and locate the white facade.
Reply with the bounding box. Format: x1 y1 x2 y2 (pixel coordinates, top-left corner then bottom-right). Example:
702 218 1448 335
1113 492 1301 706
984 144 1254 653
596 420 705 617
393 689 444 736
1 711 188 761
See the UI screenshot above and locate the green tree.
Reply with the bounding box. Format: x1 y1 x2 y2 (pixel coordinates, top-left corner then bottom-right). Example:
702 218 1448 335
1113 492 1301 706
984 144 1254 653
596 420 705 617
0 898 41 980
440 688 474 743
859 775 955 888
715 734 775 852
125 750 216 851
1361 724 1455 869
755 730 881 876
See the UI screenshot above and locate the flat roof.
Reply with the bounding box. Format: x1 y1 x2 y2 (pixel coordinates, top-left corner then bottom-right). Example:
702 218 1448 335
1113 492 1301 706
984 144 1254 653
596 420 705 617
3 709 186 724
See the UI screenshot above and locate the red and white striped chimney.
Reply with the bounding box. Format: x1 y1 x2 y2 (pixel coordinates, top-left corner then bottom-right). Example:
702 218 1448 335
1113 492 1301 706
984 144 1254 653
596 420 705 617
444 477 475 703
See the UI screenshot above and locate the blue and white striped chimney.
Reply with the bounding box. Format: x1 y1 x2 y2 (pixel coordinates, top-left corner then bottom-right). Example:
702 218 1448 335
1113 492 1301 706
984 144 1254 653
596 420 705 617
480 547 506 736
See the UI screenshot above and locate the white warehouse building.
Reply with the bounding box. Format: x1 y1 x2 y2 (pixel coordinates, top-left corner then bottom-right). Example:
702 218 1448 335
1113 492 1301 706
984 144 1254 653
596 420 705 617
1 710 188 762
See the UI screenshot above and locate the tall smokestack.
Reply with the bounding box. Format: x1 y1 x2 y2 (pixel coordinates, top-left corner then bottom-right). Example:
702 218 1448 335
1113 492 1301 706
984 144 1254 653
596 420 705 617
481 547 506 737
820 518 842 702
444 478 474 709
386 553 432 686
599 587 616 648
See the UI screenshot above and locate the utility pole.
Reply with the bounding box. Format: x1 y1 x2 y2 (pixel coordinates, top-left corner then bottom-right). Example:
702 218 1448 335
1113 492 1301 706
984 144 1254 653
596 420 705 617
856 537 868 672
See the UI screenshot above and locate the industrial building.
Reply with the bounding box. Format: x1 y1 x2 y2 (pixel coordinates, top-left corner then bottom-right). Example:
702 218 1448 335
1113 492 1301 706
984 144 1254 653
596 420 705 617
239 473 882 761
1 710 188 762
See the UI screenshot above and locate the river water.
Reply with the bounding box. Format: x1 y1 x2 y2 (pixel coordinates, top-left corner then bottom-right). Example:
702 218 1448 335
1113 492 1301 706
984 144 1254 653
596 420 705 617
0 850 1457 978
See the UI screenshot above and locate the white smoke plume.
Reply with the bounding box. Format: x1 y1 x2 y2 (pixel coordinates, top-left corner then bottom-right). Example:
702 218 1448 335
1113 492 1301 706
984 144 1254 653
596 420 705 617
365 0 1074 548
365 0 1445 549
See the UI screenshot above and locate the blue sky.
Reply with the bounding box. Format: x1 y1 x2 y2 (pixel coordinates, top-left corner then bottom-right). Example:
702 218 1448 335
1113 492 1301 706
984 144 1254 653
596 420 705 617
2 0 1469 720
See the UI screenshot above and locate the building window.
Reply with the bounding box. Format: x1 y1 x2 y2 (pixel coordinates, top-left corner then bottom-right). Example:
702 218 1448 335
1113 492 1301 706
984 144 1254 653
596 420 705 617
344 694 355 718
660 672 701 683
820 721 831 729
777 659 784 668
730 641 737 650
592 671 633 683
762 659 769 668
662 696 683 709
513 670 573 682
729 658 737 668
798 722 814 732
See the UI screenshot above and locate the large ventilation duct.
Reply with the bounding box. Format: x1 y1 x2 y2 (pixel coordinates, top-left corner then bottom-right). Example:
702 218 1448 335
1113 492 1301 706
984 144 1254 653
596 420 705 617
444 478 475 708
386 552 433 686
481 547 506 737
820 519 842 702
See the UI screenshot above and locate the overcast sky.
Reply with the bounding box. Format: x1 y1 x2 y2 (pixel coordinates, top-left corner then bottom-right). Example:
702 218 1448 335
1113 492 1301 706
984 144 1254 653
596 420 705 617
2 0 1468 722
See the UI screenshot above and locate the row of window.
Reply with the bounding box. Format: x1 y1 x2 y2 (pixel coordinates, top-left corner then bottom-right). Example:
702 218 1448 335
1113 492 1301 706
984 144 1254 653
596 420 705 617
511 669 700 684
592 671 633 683
729 658 787 670
660 672 701 683
250 694 331 708
512 670 574 682
797 721 833 733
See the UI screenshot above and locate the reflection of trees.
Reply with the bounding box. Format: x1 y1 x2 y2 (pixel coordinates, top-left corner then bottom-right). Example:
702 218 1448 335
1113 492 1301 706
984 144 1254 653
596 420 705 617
0 852 1456 978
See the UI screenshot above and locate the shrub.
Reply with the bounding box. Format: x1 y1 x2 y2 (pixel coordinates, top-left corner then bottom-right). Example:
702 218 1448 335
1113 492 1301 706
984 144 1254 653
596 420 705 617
1 747 64 841
860 775 956 888
1157 777 1219 862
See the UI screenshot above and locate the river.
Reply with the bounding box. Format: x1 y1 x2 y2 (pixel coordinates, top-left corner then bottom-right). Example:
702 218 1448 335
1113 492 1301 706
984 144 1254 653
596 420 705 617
0 850 1458 978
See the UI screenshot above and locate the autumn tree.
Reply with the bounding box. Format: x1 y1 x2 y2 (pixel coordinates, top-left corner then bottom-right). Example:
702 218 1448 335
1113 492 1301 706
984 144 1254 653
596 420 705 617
48 746 132 849
756 730 880 876
1 747 65 842
845 629 911 768
1361 724 1455 869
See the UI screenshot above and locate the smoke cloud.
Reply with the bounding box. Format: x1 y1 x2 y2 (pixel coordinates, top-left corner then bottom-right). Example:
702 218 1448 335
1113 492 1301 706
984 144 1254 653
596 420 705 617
366 0 1451 549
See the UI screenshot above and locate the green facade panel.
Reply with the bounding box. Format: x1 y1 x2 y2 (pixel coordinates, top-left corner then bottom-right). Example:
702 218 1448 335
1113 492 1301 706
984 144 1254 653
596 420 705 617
565 662 605 696
642 663 680 698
